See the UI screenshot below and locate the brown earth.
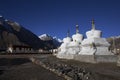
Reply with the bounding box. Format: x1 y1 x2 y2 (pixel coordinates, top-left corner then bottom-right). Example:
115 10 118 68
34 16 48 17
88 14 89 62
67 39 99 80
0 56 64 80
0 54 120 80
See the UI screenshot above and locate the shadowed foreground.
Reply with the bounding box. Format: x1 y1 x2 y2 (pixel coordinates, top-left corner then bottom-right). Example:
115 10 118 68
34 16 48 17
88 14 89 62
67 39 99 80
0 58 64 80
0 54 120 80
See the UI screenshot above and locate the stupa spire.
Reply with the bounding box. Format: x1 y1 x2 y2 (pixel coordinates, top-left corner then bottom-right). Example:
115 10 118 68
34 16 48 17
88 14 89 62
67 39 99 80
67 29 70 37
92 19 95 30
76 24 79 34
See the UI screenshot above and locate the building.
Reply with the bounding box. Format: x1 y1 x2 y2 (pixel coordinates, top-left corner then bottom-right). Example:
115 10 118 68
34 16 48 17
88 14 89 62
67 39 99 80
7 45 34 53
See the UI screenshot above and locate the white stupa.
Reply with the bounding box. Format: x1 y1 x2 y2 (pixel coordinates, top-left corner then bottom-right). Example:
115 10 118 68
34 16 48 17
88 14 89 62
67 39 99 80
57 30 72 58
79 19 113 55
57 25 84 59
67 25 83 54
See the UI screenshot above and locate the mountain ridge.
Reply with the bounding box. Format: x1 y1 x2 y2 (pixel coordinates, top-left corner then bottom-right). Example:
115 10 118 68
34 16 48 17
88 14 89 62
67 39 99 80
0 16 44 50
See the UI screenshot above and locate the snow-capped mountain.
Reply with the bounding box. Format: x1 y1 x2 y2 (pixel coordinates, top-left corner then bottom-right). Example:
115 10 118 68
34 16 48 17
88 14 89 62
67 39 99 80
0 16 45 50
39 34 53 41
53 36 63 43
39 34 62 43
39 34 62 48
0 16 62 51
52 36 62 48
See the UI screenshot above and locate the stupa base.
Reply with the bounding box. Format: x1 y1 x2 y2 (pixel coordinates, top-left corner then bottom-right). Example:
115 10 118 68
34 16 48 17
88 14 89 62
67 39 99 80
56 53 74 59
74 55 117 63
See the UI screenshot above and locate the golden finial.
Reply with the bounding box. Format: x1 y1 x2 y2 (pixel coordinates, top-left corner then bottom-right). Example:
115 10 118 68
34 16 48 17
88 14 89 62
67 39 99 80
92 19 95 30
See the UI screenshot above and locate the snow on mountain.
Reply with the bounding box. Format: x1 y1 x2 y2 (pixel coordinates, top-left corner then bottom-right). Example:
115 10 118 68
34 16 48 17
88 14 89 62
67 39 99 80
39 34 53 41
39 34 62 48
53 36 63 43
52 36 62 47
39 34 62 43
58 39 63 43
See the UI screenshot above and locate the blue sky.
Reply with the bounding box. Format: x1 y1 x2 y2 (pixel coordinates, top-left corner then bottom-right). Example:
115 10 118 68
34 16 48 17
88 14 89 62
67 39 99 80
0 0 120 39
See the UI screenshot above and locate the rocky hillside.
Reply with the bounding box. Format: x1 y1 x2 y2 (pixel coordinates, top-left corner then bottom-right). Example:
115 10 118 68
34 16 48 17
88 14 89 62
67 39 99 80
107 36 120 48
0 16 44 50
107 36 120 54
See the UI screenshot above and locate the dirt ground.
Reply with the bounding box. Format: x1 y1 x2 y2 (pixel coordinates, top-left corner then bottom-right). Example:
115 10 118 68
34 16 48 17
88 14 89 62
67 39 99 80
0 54 120 80
0 57 64 80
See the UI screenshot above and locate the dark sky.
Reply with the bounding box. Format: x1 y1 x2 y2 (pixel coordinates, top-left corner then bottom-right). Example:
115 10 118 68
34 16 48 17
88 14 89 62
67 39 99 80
0 0 120 39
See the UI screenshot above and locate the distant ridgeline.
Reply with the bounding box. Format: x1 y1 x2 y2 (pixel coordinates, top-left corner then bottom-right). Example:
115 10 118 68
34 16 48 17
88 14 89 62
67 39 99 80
0 16 46 52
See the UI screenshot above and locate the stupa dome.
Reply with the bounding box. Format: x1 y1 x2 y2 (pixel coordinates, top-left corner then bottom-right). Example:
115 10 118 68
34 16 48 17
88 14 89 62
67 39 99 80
72 33 83 43
68 41 80 47
86 29 101 38
60 42 68 48
63 37 71 43
86 19 102 39
72 24 83 43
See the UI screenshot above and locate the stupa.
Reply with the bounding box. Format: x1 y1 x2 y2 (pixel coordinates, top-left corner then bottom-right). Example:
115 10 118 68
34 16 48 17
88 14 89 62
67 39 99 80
67 25 83 54
57 30 72 58
79 19 113 55
57 25 83 59
57 20 116 63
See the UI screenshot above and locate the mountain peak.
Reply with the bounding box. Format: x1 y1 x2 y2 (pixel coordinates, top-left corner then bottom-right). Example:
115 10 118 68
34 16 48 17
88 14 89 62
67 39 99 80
53 36 63 43
39 34 62 49
39 34 53 41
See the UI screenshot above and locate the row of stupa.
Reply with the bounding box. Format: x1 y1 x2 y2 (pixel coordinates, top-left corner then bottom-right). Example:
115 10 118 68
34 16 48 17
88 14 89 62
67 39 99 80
57 19 113 59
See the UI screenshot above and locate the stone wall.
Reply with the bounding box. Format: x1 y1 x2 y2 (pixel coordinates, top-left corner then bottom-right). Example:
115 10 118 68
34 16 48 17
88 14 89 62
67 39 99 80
57 54 74 59
74 55 96 63
73 55 117 63
95 55 117 63
117 55 120 66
